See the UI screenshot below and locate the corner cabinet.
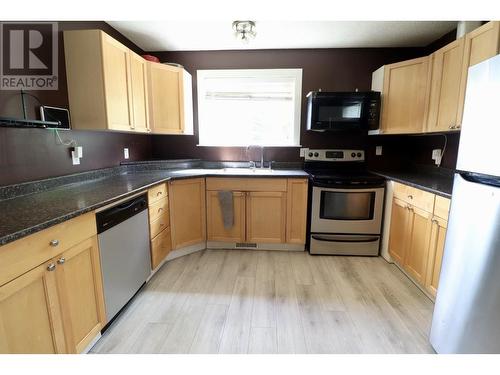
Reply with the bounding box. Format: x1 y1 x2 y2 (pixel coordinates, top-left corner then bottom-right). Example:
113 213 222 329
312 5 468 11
147 63 194 135
387 182 451 300
169 178 207 250
0 213 106 353
373 56 431 134
64 29 193 135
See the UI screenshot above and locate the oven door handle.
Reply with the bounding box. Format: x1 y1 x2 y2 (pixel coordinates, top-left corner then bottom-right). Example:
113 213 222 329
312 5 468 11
311 234 380 243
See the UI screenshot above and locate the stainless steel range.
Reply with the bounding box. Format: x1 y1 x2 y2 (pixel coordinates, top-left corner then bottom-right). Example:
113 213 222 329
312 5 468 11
305 149 385 256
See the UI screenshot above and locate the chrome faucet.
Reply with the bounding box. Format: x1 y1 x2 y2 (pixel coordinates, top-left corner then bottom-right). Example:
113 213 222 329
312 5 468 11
246 145 265 169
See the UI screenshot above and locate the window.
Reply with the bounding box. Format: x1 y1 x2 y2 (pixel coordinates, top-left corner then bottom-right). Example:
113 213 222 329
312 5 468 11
197 69 302 147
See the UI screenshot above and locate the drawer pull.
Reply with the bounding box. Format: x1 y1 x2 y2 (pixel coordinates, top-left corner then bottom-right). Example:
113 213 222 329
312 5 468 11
408 195 413 200
157 191 163 196
49 239 60 247
158 207 163 212
57 257 66 265
47 263 56 272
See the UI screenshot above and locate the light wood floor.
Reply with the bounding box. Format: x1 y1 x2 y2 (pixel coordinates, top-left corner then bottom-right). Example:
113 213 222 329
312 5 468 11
90 250 435 354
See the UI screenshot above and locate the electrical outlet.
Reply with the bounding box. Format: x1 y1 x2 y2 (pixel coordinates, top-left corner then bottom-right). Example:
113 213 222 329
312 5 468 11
299 148 309 157
375 146 383 156
432 149 442 166
71 150 80 165
124 148 129 159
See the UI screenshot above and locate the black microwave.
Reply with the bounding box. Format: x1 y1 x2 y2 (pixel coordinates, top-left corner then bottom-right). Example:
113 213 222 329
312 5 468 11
306 91 380 132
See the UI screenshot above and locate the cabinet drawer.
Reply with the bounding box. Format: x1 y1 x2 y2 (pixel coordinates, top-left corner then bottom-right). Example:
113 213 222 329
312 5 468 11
0 212 97 287
151 228 172 269
206 177 287 192
393 182 435 212
434 195 451 220
149 212 170 239
148 196 169 223
148 183 168 204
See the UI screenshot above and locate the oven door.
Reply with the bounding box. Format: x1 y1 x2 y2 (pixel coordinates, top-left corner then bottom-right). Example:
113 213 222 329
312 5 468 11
311 185 384 234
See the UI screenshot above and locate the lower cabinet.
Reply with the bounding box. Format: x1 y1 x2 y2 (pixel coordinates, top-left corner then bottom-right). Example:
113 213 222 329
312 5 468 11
246 191 286 243
0 261 66 353
55 236 106 353
388 182 450 300
425 215 448 298
404 206 433 284
207 191 246 242
169 178 207 249
147 182 172 269
205 177 308 246
0 233 105 354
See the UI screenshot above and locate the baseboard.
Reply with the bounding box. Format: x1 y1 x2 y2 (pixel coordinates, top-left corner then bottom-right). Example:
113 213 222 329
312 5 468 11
392 261 435 302
148 242 206 279
206 241 305 252
82 332 101 354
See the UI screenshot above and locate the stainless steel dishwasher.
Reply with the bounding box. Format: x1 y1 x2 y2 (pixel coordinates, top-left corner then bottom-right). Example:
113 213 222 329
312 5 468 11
96 194 151 323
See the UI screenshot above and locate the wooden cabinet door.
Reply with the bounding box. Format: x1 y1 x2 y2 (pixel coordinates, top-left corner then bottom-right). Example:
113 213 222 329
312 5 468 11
425 216 448 298
0 261 66 353
56 236 106 354
129 51 150 133
404 206 433 284
427 37 465 132
151 228 172 270
286 179 308 244
457 21 500 127
388 198 410 266
169 178 206 249
246 191 286 244
206 191 246 242
380 56 431 134
101 33 133 131
148 62 184 134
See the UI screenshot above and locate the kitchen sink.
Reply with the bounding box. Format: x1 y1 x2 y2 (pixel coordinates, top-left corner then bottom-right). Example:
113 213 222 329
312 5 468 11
221 167 274 174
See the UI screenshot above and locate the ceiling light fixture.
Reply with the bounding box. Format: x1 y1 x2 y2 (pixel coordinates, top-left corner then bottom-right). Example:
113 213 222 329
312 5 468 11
232 21 256 43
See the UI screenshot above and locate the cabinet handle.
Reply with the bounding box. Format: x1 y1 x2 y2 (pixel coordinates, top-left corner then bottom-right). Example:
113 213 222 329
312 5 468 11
47 263 56 272
157 191 163 196
49 239 59 247
158 207 163 212
57 257 66 265
449 124 455 129
432 218 439 224
408 195 413 200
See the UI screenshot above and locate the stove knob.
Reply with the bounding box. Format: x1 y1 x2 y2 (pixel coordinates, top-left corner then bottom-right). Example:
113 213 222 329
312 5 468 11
357 152 362 157
308 152 313 157
314 152 319 157
351 152 356 157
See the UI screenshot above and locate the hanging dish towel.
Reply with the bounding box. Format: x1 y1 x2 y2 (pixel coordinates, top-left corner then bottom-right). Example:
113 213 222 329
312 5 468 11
218 191 234 229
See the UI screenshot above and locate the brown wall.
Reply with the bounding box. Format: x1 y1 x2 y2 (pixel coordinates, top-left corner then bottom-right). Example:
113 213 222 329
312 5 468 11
0 21 152 186
150 48 427 162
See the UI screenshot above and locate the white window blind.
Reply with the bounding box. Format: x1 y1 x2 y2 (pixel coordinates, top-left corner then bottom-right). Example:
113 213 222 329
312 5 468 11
197 69 302 147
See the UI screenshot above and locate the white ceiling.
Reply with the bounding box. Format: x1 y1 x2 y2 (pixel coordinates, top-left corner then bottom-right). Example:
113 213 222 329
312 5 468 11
107 21 457 52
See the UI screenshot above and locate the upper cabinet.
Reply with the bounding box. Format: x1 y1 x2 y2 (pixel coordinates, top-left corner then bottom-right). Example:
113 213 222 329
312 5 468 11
64 30 193 135
372 21 500 135
373 56 431 134
147 63 194 135
426 37 465 132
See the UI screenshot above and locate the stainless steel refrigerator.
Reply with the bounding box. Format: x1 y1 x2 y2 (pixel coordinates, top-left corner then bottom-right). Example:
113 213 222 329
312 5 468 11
430 53 500 353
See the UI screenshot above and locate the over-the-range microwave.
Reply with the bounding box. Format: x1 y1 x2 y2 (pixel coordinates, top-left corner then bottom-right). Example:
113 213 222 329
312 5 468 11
306 91 380 132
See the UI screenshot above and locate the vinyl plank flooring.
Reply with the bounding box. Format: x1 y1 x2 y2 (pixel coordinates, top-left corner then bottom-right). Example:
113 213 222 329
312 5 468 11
189 304 228 354
218 276 255 353
91 250 435 354
249 327 277 354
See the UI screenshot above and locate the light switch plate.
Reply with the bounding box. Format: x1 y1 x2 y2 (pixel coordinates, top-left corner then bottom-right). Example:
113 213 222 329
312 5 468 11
299 148 309 157
124 148 129 159
432 149 442 166
375 146 383 156
71 150 80 165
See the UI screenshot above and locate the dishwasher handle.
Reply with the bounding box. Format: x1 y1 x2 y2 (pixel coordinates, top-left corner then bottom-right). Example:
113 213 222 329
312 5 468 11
96 194 148 234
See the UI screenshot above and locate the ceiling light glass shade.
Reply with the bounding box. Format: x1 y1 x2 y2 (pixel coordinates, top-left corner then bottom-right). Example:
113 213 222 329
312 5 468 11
232 21 256 42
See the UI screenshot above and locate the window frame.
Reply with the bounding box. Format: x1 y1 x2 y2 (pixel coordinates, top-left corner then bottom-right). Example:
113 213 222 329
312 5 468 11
196 68 303 147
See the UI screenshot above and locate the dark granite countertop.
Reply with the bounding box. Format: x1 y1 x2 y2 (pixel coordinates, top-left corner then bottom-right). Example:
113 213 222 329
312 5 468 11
372 167 454 198
0 166 308 246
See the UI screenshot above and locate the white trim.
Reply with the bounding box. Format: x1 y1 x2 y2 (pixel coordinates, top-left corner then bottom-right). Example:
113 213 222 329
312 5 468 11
82 332 101 354
197 68 302 147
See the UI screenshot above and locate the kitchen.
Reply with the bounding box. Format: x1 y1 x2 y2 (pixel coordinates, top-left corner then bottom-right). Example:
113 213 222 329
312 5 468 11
1 3 500 372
